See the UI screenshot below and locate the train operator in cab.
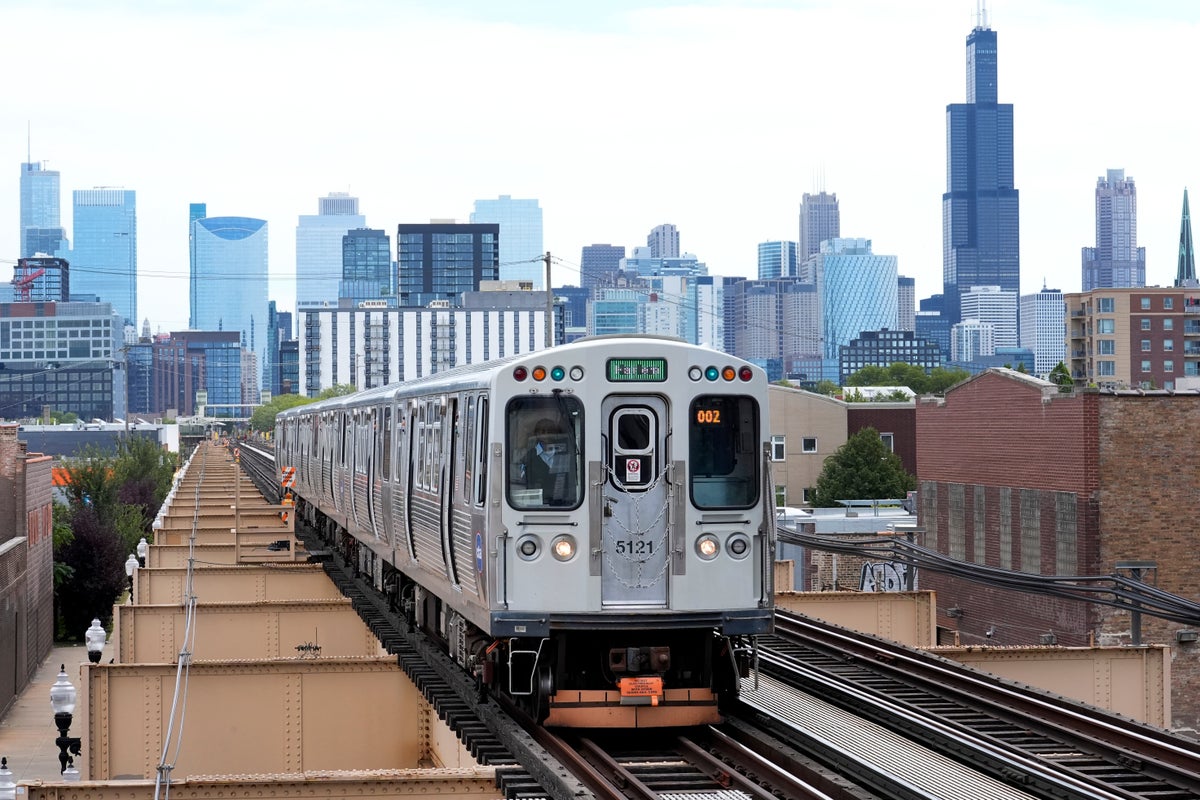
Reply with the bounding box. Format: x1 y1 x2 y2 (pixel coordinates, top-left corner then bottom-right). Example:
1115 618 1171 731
522 417 574 507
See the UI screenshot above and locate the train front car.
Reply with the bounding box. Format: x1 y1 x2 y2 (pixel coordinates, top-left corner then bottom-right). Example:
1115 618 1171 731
491 336 774 727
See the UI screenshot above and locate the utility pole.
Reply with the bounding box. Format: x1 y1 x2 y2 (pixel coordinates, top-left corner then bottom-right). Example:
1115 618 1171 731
544 251 554 347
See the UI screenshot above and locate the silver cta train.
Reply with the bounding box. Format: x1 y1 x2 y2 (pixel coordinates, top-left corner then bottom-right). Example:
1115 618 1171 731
275 335 775 727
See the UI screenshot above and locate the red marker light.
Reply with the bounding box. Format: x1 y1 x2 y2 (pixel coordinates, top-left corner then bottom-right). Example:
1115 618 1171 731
739 366 753 381
513 366 528 381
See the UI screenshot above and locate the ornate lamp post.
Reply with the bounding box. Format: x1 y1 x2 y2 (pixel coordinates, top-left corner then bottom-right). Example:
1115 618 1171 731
136 536 149 567
85 619 107 664
0 756 16 800
125 553 139 603
49 666 81 775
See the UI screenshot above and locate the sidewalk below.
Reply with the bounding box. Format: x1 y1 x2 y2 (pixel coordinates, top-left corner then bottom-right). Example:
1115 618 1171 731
0 643 91 783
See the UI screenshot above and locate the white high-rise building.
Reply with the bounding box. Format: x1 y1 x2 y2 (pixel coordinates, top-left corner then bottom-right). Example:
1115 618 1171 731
951 319 996 361
296 192 365 311
959 285 1017 348
1020 286 1065 377
470 195 544 289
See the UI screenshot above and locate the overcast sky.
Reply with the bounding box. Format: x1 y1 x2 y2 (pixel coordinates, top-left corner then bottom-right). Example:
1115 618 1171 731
4 0 1200 334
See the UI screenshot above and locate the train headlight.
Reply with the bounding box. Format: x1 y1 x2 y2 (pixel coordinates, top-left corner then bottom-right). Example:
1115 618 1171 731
696 534 720 560
516 534 541 561
551 535 576 561
726 534 751 560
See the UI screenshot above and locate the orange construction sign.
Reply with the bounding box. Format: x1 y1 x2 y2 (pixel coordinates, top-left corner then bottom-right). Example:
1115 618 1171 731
281 466 296 488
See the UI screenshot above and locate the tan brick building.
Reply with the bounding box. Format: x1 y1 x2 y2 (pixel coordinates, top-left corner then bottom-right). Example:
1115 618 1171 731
917 369 1200 733
0 425 55 716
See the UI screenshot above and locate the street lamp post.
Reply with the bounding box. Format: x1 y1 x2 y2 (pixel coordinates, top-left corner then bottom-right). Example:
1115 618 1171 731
49 666 81 775
124 553 139 603
0 756 16 800
85 619 107 664
137 536 148 567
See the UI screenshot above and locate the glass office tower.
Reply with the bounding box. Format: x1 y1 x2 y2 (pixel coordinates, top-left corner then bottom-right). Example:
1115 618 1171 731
296 192 365 310
942 20 1020 325
190 216 268 394
397 222 499 307
20 161 66 258
814 238 898 362
470 196 543 289
340 228 393 304
70 189 137 325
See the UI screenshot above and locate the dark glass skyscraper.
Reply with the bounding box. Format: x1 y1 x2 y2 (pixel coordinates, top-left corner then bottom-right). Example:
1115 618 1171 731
579 244 625 289
942 19 1019 325
340 228 393 304
396 223 498 307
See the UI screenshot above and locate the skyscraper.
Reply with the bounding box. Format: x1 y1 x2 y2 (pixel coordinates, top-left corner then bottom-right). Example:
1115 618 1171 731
647 224 680 259
942 15 1020 326
1020 286 1065 376
340 228 393 305
396 222 499 307
1177 189 1196 288
757 241 799 280
1082 169 1145 291
579 244 625 289
190 216 269 394
814 238 898 366
70 188 137 325
959 285 1017 348
19 161 66 258
798 191 839 264
470 196 544 288
296 192 365 310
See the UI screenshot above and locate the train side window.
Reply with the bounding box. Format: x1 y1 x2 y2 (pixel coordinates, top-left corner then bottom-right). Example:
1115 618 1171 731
382 406 392 479
689 395 759 509
475 397 489 506
507 396 583 510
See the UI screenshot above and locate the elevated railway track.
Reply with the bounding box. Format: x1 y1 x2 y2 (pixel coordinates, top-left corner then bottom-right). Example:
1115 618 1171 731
236 440 1200 800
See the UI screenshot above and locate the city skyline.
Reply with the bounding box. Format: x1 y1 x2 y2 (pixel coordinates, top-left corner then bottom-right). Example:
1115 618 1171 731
3 1 1200 333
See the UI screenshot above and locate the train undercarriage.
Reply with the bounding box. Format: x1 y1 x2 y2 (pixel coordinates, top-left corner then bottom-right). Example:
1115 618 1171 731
302 498 757 728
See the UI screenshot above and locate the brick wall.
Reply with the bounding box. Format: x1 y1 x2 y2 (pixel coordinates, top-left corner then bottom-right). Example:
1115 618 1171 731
0 433 54 716
847 404 917 475
916 372 1200 734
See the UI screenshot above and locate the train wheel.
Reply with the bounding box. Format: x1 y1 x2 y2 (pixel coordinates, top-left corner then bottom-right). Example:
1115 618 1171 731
533 663 554 723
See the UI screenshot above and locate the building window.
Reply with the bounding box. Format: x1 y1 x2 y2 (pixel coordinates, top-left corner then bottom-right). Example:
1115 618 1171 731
802 437 817 453
770 434 785 461
1141 297 1152 310
1098 297 1115 313
1141 360 1152 372
1141 339 1151 352
1098 340 1115 355
1098 319 1115 334
1141 318 1151 331
1164 297 1175 309
1165 360 1174 372
880 432 894 452
1164 318 1174 331
1165 380 1175 390
1098 360 1115 376
1164 339 1174 352
801 487 814 504
775 485 787 507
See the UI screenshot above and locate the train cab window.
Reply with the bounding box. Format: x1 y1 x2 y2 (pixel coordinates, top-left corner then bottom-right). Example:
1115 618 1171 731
507 396 583 510
689 395 759 509
475 397 489 505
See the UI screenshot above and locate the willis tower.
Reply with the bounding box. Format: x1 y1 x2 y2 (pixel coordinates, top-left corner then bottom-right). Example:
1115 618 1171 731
942 10 1019 326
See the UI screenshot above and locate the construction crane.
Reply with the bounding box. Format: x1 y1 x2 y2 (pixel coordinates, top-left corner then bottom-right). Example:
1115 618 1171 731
13 266 45 302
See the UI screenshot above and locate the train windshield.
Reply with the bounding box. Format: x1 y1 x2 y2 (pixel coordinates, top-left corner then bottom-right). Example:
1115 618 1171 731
689 395 759 509
507 396 585 510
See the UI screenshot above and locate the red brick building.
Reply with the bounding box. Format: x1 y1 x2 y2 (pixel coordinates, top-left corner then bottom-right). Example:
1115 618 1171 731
0 425 55 716
917 369 1200 733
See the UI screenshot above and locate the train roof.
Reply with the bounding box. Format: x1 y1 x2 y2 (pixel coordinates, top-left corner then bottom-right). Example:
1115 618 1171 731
277 335 749 420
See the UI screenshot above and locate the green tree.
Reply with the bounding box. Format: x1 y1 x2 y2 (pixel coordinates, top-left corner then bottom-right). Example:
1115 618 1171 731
249 393 313 433
811 379 840 397
54 437 178 636
1048 361 1073 392
811 427 915 508
316 384 358 400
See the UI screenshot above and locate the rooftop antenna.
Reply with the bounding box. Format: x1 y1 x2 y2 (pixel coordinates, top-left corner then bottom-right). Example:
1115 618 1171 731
977 0 990 30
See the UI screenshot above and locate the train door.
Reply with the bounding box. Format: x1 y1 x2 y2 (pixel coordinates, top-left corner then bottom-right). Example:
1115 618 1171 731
600 395 670 609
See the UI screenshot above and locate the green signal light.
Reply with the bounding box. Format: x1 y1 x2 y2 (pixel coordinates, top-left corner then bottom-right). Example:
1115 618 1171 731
705 366 720 381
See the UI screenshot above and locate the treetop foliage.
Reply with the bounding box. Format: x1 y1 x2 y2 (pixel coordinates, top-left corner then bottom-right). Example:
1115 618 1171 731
845 363 971 395
811 427 916 508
